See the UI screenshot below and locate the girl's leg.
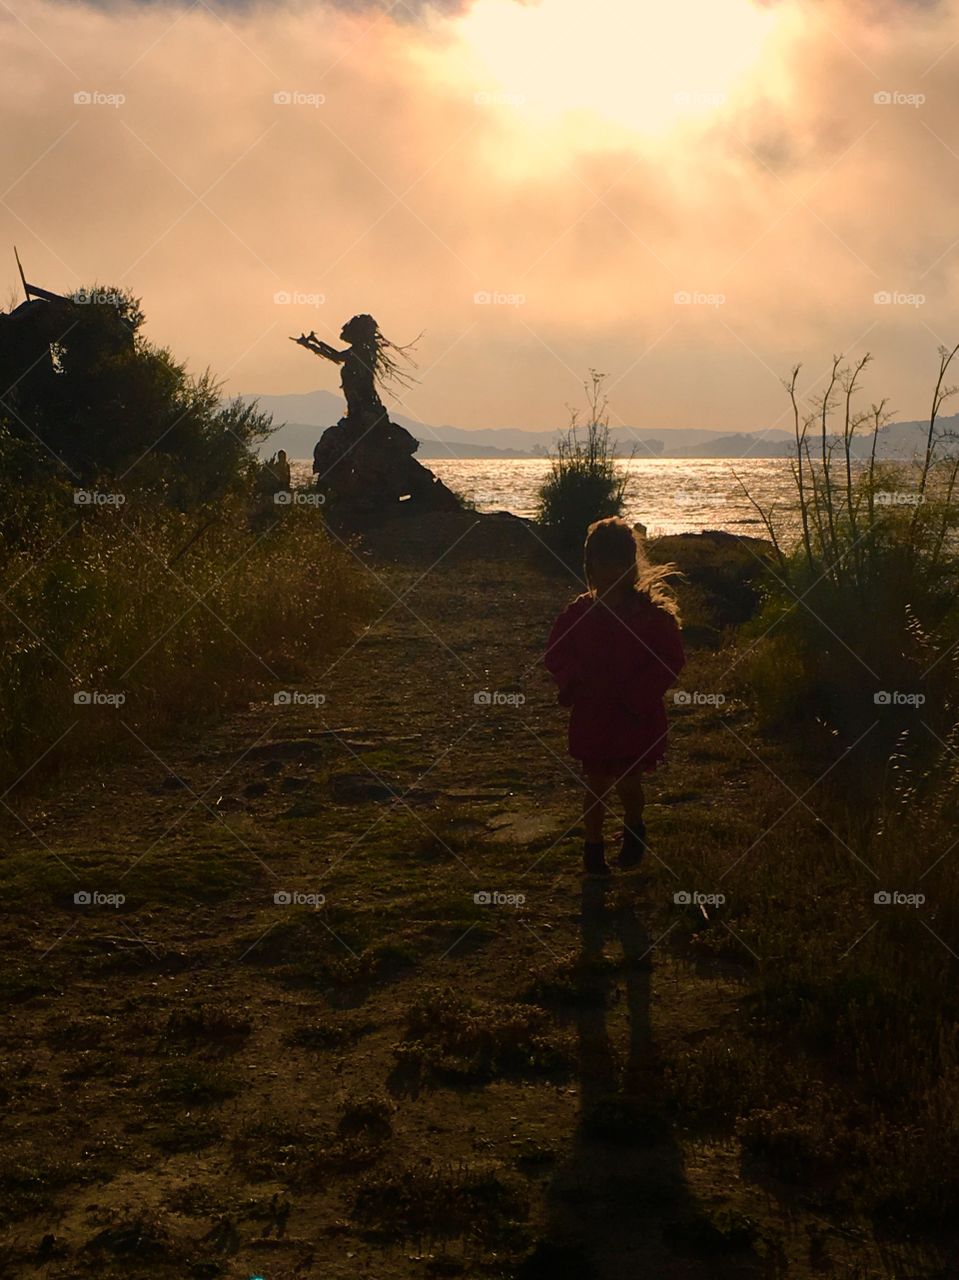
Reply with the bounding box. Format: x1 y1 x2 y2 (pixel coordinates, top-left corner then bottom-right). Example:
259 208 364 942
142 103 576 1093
583 772 616 843
615 773 647 868
615 774 645 830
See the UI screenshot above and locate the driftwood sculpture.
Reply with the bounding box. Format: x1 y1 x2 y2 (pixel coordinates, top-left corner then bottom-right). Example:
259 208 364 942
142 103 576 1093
291 315 461 519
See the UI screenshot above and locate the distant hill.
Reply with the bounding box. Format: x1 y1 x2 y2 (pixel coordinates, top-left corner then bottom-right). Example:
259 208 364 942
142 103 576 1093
267 423 540 461
670 432 795 459
239 390 430 451
863 417 959 458
414 441 546 459
237 389 958 461
668 418 959 460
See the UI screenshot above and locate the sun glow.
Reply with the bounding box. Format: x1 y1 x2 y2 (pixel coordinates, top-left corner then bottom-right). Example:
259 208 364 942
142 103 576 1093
450 0 780 140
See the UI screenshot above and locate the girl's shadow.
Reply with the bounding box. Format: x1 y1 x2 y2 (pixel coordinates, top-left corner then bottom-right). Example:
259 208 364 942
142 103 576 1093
521 879 765 1280
578 877 654 1104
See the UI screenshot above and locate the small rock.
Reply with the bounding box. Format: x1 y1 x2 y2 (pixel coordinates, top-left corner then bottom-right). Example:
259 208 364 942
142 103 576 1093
35 1234 63 1262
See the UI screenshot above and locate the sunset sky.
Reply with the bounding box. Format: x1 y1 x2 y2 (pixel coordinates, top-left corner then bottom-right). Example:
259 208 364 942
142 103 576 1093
1 0 956 434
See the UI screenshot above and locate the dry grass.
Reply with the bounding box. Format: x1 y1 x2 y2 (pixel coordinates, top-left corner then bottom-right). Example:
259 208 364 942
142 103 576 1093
0 496 377 790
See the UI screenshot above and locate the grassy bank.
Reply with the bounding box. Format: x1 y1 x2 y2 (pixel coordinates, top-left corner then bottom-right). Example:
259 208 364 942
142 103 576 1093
0 496 377 793
0 285 379 794
647 638 959 1235
668 352 959 1236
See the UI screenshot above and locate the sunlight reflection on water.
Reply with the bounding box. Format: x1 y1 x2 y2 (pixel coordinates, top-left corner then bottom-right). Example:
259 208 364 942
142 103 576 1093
291 455 801 541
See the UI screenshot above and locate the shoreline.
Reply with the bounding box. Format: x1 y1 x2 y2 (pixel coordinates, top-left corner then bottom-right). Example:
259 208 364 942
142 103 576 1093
289 455 801 541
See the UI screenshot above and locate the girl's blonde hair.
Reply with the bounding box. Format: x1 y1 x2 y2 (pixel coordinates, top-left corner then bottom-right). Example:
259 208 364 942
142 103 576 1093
584 517 681 620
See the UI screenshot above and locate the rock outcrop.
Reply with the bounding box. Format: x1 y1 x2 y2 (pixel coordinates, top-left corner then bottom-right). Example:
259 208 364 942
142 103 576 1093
291 314 461 522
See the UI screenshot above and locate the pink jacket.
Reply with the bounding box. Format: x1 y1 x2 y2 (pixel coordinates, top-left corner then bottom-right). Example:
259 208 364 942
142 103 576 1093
545 591 686 766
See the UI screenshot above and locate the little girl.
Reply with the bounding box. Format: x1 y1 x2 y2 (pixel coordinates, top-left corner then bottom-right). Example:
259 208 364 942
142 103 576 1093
545 517 686 877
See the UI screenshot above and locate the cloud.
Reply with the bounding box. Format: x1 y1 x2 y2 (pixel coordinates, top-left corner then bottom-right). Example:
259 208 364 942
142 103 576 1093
3 0 959 432
68 0 486 14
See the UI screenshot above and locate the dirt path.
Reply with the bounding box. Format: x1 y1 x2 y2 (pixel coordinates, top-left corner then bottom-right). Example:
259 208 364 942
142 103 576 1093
0 513 935 1279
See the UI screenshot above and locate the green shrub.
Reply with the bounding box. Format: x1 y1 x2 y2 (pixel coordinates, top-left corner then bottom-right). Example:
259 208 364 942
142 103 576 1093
535 370 630 558
742 350 959 761
0 285 269 503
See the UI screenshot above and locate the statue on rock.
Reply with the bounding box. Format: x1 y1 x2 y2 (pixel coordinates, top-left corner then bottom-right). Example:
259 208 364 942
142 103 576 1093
290 315 461 521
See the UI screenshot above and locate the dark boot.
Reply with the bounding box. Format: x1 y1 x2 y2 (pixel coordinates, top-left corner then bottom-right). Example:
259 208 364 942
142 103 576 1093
583 840 611 878
617 820 647 869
